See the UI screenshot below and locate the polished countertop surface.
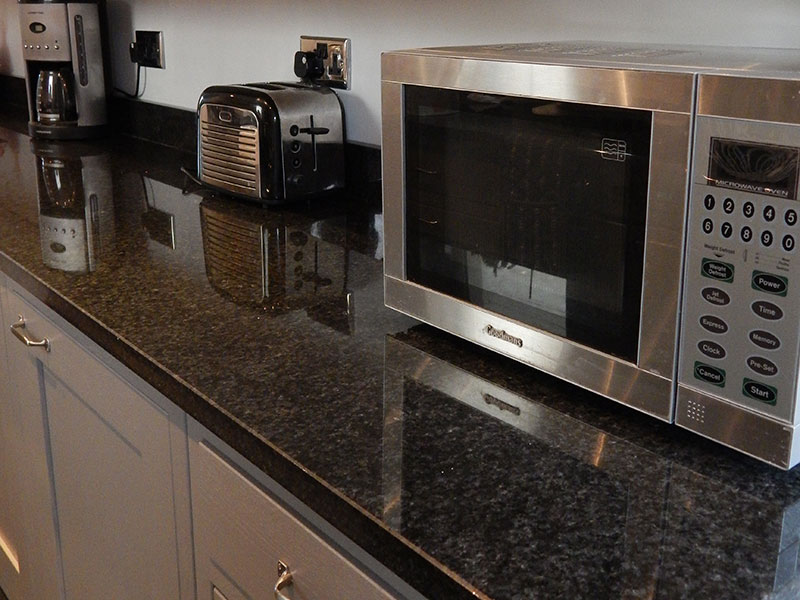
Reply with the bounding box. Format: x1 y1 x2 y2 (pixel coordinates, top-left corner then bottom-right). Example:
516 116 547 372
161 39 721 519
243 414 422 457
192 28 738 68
3 117 800 600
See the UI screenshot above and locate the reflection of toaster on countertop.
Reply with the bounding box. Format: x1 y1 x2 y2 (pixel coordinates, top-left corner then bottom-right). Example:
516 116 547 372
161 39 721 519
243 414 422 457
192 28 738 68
197 82 345 204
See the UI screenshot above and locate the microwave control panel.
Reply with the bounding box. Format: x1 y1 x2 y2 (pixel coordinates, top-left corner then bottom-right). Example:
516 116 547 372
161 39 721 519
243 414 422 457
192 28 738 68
679 116 800 424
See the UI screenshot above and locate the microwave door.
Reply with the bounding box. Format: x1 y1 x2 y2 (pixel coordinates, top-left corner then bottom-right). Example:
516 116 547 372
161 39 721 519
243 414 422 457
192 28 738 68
403 86 650 362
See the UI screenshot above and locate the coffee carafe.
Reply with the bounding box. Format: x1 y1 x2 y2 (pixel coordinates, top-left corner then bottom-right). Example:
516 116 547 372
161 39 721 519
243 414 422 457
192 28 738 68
36 67 78 124
19 0 108 139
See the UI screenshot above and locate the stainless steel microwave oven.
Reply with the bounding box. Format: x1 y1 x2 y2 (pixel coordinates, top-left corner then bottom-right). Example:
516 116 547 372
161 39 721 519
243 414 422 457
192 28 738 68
381 42 800 468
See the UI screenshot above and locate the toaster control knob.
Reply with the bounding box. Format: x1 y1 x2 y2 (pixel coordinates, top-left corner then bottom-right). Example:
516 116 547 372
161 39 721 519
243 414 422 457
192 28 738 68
294 50 325 80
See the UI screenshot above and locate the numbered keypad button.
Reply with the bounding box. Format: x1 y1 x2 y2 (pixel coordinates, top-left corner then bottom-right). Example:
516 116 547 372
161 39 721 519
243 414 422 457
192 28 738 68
764 205 776 222
721 222 733 238
704 194 716 210
723 198 735 214
702 218 714 234
783 234 795 252
741 226 753 243
786 209 797 226
762 230 774 247
743 201 755 218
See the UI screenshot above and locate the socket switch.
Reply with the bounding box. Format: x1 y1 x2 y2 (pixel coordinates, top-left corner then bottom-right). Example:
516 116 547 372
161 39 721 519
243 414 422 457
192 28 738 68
300 36 350 89
130 30 165 69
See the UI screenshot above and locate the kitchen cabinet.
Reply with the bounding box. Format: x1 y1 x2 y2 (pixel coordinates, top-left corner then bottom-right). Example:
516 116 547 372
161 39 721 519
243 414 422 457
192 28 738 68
0 278 194 600
188 419 404 600
0 275 26 600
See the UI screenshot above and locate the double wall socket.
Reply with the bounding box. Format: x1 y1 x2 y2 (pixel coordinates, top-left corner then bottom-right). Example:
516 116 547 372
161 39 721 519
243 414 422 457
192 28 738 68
300 36 350 89
130 30 165 69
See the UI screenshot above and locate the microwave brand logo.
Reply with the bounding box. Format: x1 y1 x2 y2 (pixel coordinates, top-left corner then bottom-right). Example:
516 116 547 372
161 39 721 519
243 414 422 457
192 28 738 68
484 325 523 348
601 138 628 162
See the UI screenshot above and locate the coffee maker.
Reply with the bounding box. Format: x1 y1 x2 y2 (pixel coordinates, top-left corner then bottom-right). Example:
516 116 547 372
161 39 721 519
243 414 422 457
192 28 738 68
33 139 115 273
19 0 107 139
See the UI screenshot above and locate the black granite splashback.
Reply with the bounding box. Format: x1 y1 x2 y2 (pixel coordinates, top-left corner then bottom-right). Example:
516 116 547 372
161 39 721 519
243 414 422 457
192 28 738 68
3 116 800 600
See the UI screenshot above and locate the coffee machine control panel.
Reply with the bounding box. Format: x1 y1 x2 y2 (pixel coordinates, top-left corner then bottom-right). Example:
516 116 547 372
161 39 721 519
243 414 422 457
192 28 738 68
20 3 71 62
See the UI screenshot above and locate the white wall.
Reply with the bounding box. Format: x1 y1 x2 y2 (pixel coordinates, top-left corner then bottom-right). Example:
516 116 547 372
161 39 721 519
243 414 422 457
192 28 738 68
3 0 800 145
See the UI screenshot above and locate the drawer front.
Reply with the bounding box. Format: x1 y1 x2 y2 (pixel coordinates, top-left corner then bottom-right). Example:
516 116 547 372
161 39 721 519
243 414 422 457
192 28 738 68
191 438 397 600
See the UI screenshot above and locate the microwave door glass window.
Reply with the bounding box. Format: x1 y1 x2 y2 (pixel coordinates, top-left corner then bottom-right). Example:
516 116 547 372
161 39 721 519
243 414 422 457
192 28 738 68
404 86 652 361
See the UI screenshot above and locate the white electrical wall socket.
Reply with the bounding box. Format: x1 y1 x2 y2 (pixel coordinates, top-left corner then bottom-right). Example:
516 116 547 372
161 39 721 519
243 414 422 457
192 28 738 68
300 36 350 89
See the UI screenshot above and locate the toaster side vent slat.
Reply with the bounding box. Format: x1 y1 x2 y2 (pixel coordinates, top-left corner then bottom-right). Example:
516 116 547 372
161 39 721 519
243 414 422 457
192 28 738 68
202 121 258 137
201 165 258 190
200 136 257 154
199 104 261 198
200 146 257 168
200 128 258 147
202 155 257 176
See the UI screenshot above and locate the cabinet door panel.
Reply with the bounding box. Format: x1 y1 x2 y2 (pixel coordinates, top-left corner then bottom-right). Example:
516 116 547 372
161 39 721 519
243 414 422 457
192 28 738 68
43 367 181 599
191 438 396 600
2 284 191 600
1 286 63 600
0 278 26 600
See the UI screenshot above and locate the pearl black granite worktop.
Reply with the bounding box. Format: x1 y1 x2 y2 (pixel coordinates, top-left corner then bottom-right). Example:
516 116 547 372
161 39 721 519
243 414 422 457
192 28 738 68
4 115 800 600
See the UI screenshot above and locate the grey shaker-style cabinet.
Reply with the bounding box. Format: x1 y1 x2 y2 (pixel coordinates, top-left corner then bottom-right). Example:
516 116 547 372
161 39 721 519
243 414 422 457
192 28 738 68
0 276 194 600
188 419 409 600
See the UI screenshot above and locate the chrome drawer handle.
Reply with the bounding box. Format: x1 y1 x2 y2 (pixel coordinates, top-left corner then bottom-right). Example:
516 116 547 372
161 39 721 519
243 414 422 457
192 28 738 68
10 315 51 352
274 561 293 600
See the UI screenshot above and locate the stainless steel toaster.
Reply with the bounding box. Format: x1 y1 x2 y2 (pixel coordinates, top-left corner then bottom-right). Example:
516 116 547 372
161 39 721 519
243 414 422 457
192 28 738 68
197 82 345 203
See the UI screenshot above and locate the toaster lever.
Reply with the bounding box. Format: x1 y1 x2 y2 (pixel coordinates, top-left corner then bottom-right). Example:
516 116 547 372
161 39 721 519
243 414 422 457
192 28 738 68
299 126 329 136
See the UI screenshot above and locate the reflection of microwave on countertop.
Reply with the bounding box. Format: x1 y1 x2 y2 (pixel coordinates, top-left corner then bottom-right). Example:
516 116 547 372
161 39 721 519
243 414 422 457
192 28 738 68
381 41 800 468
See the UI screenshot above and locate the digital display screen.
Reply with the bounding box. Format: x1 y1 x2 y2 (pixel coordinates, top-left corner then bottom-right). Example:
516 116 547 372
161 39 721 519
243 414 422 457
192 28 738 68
708 138 800 200
29 22 46 34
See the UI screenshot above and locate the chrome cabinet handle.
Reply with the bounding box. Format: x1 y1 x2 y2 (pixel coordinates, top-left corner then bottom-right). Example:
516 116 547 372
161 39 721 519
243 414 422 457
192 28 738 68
274 561 293 600
10 315 51 352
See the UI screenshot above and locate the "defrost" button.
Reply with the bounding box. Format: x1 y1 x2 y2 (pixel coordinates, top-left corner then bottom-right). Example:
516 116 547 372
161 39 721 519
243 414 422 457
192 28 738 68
702 287 731 306
701 258 734 283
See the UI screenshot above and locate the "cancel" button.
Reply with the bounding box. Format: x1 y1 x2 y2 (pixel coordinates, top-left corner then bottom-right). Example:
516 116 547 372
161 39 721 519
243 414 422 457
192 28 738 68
694 362 725 387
